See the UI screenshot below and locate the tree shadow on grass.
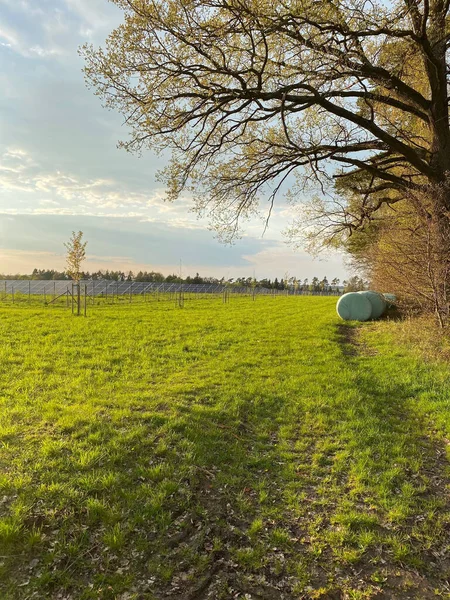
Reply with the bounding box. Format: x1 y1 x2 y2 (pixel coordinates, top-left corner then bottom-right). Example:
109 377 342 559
1 386 298 600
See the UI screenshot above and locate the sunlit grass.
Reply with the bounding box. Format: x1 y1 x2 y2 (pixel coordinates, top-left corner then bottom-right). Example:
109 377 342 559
0 296 449 598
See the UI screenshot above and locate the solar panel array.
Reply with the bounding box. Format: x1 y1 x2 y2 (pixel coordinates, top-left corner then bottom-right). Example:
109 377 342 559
0 280 341 297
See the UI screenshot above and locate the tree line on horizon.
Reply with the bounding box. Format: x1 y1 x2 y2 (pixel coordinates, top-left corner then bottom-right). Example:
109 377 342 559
0 268 367 293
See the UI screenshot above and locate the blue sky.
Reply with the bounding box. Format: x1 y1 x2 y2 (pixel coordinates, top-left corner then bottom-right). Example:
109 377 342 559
0 0 347 280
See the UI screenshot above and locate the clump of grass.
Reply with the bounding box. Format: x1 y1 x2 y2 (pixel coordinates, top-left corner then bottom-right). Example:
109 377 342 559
0 518 22 546
247 518 264 539
103 523 126 551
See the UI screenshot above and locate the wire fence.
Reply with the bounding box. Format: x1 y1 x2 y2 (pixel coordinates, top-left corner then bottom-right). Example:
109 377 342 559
0 280 342 313
0 279 342 298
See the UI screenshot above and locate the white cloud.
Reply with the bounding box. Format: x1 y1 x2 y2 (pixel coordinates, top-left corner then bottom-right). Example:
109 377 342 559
0 0 44 17
42 9 70 35
64 0 121 33
0 3 68 58
4 148 28 159
0 23 21 50
0 207 152 219
0 147 212 229
0 147 165 209
29 45 62 57
240 245 347 280
39 199 60 206
0 24 63 58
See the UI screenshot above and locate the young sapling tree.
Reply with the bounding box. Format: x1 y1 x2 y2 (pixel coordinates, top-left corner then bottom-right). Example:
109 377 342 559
64 231 87 315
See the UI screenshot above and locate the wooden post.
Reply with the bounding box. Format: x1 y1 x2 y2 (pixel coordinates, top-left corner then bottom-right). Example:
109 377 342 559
53 281 56 302
66 287 69 308
84 284 87 317
71 283 74 314
77 283 81 316
176 287 184 308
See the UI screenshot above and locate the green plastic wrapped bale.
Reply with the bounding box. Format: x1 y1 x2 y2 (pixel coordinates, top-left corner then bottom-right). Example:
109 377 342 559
336 292 372 322
383 293 397 308
358 291 387 319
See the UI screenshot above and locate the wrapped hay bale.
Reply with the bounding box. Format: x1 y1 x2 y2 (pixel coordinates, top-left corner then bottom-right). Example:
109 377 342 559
383 293 397 308
358 291 387 319
336 292 372 322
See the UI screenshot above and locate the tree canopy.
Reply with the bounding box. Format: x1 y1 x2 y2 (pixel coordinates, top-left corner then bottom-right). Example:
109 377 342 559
83 0 450 240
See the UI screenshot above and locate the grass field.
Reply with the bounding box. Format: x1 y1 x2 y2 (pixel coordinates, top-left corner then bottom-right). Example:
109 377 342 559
1 296 450 599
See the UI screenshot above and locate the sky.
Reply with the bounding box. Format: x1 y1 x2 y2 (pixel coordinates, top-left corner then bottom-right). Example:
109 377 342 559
0 0 348 281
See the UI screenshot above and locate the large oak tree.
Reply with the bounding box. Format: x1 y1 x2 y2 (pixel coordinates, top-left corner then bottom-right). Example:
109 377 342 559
83 0 450 240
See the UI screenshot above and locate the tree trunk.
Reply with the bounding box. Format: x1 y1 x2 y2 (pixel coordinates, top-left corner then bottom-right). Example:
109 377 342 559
426 5 450 185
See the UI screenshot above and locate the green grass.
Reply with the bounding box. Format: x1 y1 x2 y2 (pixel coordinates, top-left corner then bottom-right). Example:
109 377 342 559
0 296 449 599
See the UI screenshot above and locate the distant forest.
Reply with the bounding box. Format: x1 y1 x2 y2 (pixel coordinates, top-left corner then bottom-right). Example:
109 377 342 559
0 269 366 292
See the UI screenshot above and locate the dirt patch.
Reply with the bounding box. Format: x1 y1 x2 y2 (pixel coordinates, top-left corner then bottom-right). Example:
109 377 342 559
337 324 378 357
